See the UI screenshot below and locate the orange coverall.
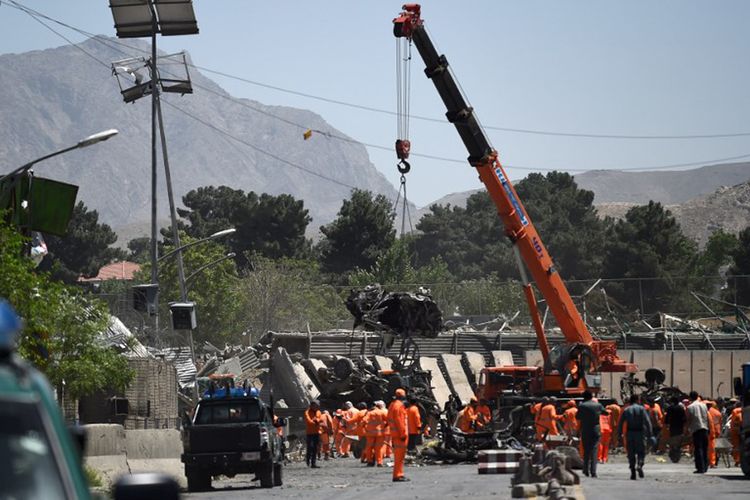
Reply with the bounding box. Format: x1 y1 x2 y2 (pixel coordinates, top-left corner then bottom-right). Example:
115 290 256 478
538 403 561 445
407 404 422 451
338 407 357 456
562 406 579 437
364 407 388 465
319 411 333 458
388 398 409 480
531 402 543 441
730 407 742 465
598 412 613 463
606 404 622 448
456 405 478 433
707 404 722 467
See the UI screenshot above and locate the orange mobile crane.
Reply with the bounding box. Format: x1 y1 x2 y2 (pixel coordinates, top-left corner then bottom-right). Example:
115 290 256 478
393 4 636 405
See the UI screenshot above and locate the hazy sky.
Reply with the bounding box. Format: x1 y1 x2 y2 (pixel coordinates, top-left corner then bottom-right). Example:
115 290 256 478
1 0 749 207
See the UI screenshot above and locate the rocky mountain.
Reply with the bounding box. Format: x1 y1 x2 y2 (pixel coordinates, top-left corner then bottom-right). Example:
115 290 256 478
597 181 750 246
573 163 750 204
0 38 397 243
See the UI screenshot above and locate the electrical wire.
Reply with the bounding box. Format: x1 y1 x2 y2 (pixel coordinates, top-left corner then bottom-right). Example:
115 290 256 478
6 0 750 174
8 0 750 141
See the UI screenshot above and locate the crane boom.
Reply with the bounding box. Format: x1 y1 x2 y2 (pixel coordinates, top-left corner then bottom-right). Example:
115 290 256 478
394 4 635 375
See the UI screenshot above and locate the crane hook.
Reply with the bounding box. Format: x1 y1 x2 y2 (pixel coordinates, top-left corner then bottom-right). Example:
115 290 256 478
397 159 411 174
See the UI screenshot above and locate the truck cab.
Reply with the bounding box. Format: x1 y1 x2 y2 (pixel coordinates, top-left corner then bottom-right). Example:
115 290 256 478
181 386 283 491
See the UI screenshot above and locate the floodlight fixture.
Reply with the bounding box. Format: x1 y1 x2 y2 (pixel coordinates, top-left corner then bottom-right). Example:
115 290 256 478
109 0 198 39
112 56 152 103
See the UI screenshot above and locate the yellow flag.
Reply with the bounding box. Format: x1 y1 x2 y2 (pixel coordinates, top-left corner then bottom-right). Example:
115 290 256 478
303 129 313 140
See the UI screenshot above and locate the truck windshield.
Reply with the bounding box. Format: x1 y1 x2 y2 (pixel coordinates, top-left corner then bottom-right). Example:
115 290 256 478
195 401 263 424
0 399 68 499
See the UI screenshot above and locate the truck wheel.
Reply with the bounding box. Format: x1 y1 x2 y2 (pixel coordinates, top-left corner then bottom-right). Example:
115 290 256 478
186 470 211 492
273 462 283 486
259 461 274 488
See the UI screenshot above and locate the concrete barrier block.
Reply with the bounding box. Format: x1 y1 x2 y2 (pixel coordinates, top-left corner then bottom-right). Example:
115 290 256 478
439 354 475 405
126 458 186 489
418 357 452 410
302 358 328 391
712 351 732 400
631 350 653 383
491 350 514 367
672 351 691 393
125 429 183 459
272 347 319 408
691 351 712 398
372 355 393 371
462 351 486 389
652 351 672 387
84 424 126 457
84 455 129 489
524 350 544 368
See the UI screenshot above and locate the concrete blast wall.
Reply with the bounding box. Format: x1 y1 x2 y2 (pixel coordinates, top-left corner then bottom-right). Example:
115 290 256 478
418 357 452 410
439 354 475 405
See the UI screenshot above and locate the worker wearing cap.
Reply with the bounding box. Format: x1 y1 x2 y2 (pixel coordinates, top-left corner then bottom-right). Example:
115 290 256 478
304 400 322 468
319 409 333 461
561 400 579 437
365 400 388 466
407 397 422 453
339 402 355 457
707 401 722 468
388 388 410 482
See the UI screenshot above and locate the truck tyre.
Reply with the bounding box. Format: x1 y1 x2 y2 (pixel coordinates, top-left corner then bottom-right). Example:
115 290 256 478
259 461 274 488
186 470 211 492
273 462 283 486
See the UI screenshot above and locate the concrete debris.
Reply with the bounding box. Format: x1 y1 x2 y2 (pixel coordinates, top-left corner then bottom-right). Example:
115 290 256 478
418 356 453 410
272 346 320 408
462 351 486 391
439 354 475 405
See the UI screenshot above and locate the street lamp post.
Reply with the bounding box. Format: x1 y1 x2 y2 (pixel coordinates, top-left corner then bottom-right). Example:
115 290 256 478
0 129 119 183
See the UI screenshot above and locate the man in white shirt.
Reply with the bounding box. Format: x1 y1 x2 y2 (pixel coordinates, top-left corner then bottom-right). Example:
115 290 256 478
686 391 709 473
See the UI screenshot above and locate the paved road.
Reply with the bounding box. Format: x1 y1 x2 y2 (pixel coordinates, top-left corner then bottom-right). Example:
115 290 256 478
183 454 747 499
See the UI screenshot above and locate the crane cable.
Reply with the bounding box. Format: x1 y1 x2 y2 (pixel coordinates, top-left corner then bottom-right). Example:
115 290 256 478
394 36 414 237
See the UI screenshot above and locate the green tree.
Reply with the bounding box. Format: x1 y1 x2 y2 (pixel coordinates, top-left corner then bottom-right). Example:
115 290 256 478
177 186 312 268
238 258 347 340
318 189 396 278
601 201 698 313
414 172 605 283
127 236 151 264
0 216 132 398
727 226 750 306
514 172 606 281
38 201 126 283
415 192 514 280
349 237 453 288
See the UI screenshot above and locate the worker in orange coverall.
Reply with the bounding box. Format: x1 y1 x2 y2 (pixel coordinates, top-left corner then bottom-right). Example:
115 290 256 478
562 400 579 437
598 408 613 463
388 388 410 482
707 401 722 468
456 398 479 433
538 397 562 446
407 397 422 453
364 400 388 466
606 401 622 449
318 409 333 460
338 402 355 457
531 398 546 442
304 400 321 468
730 401 742 466
476 398 492 430
332 409 343 457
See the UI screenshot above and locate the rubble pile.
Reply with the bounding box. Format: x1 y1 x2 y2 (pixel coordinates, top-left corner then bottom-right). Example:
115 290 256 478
346 284 442 337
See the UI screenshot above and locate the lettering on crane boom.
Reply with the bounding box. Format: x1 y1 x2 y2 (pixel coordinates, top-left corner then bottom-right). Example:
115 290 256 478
495 167 528 226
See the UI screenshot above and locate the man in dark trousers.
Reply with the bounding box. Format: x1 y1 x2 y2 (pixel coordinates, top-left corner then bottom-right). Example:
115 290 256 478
304 400 322 468
663 396 687 462
575 390 604 478
617 393 653 480
686 391 709 473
